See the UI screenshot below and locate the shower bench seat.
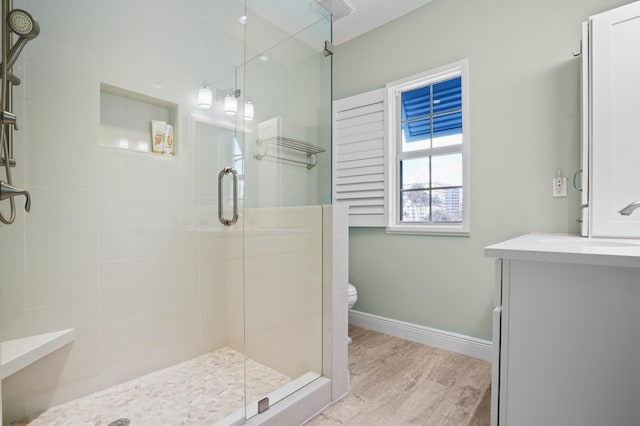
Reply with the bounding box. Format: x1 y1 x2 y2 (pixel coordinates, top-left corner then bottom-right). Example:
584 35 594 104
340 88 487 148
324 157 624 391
1 329 75 379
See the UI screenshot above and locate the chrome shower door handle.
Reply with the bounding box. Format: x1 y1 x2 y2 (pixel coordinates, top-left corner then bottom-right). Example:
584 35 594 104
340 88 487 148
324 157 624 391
218 167 238 226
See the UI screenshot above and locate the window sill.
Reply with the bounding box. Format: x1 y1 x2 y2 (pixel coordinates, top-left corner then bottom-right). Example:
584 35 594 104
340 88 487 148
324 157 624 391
385 224 470 237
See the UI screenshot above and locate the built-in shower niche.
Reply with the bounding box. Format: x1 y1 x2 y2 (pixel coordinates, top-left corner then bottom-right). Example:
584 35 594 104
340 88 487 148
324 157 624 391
100 83 179 155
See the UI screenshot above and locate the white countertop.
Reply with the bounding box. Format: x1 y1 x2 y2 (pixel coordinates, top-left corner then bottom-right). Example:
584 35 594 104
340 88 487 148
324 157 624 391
484 233 640 268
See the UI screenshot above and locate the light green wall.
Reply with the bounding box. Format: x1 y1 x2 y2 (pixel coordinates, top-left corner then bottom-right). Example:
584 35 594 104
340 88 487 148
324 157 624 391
334 0 632 340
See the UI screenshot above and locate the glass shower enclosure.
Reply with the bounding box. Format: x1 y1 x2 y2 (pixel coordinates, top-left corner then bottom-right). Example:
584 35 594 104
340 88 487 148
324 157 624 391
0 0 332 424
241 1 333 417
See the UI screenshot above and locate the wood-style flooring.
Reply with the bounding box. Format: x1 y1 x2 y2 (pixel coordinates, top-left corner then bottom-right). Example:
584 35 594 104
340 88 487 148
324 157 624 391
307 325 491 426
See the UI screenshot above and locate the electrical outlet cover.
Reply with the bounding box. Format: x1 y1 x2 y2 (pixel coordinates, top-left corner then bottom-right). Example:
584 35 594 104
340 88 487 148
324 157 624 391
553 177 567 197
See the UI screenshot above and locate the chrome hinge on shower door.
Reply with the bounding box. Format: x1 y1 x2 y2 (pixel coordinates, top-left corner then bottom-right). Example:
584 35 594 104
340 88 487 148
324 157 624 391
324 40 334 57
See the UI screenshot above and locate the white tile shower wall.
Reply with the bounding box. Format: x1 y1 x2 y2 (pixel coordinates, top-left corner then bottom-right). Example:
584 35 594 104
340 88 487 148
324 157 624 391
0 217 27 341
97 144 206 379
0 1 240 420
229 206 324 379
24 24 100 192
99 259 154 324
25 188 99 310
98 149 155 262
199 231 228 353
0 46 26 340
222 228 245 353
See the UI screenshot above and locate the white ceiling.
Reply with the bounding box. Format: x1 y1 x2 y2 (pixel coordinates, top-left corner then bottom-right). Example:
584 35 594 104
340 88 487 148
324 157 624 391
332 0 434 45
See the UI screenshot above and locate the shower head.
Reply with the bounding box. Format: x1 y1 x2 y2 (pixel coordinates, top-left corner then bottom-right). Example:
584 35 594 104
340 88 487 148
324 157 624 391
3 9 40 70
8 9 40 39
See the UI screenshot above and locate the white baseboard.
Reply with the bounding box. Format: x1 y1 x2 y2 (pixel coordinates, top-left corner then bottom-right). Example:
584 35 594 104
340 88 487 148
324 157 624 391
349 310 492 362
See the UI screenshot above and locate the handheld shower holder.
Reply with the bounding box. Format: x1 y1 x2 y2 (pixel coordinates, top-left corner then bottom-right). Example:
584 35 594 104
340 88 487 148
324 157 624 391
0 5 39 223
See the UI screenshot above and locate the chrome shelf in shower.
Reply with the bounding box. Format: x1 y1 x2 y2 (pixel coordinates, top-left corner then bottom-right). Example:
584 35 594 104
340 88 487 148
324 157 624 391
255 137 325 169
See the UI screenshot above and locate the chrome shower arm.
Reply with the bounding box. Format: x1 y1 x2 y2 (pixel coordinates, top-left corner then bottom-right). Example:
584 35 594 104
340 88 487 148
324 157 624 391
0 37 26 70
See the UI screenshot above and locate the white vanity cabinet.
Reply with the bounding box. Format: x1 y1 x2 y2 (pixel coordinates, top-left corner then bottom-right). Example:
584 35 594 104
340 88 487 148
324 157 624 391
582 1 640 237
486 234 640 426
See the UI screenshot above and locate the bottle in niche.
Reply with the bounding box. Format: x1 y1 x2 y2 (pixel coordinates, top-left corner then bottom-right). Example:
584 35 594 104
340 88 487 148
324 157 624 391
151 120 166 154
164 124 174 155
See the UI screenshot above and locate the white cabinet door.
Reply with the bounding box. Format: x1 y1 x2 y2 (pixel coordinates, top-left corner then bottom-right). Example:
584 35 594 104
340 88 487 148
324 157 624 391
591 1 640 237
580 21 590 237
503 260 640 426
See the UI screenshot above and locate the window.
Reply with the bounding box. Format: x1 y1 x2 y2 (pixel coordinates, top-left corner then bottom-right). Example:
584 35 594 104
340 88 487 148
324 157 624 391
386 60 469 235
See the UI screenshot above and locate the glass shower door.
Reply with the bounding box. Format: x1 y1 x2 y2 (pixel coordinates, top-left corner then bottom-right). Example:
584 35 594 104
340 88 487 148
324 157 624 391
240 2 332 419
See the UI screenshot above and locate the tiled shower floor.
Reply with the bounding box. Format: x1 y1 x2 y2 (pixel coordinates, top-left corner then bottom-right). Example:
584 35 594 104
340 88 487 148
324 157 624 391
15 347 291 425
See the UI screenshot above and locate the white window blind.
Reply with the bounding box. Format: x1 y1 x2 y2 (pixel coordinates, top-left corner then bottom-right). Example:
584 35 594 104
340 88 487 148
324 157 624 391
333 89 386 227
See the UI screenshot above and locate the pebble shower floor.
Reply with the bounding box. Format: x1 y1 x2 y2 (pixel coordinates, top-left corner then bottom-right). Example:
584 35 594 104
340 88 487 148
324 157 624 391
12 348 291 425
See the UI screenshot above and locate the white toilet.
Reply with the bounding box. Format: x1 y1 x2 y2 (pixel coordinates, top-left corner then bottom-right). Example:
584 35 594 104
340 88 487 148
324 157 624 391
347 283 358 344
347 283 358 310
